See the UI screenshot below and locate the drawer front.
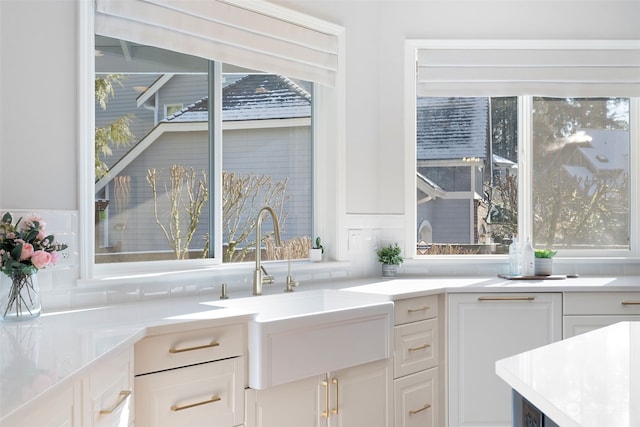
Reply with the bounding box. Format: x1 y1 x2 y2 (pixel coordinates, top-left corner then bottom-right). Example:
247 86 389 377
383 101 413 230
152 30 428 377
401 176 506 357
394 318 438 378
394 295 438 325
135 357 244 427
394 368 438 427
564 292 640 315
135 323 243 375
85 346 134 427
563 315 640 338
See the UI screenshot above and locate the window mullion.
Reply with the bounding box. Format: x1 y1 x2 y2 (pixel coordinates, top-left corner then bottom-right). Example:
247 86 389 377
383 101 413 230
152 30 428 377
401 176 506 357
518 96 533 243
210 61 223 261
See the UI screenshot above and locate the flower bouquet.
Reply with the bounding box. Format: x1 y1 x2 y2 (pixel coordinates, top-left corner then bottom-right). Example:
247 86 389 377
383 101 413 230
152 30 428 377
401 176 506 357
0 212 67 320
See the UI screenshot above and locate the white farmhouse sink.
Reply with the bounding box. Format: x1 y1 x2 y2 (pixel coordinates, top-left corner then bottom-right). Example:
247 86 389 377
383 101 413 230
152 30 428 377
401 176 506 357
211 289 393 389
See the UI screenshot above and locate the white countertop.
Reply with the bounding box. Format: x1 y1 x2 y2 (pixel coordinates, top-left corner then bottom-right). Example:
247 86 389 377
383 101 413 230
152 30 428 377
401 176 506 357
2 274 640 421
496 321 640 427
342 275 640 300
0 296 253 420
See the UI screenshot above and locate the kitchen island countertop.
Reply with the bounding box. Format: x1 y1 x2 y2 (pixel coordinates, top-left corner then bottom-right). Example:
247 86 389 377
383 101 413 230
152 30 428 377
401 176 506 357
496 321 640 427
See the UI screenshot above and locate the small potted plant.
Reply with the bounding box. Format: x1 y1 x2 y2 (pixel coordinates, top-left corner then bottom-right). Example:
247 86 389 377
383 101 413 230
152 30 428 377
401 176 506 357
310 237 324 262
534 248 557 276
376 243 404 278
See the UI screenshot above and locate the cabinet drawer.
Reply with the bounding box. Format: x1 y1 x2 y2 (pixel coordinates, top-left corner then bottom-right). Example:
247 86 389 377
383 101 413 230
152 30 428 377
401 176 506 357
135 357 244 427
394 368 438 427
84 346 134 427
564 292 640 315
394 318 438 378
394 295 438 325
135 323 243 375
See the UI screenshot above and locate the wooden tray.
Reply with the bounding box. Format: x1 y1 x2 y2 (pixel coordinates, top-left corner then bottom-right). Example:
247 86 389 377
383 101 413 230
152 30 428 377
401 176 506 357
498 274 567 280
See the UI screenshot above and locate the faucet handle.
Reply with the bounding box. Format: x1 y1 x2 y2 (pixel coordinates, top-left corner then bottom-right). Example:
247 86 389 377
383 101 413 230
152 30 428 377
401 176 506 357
285 275 299 292
260 265 275 284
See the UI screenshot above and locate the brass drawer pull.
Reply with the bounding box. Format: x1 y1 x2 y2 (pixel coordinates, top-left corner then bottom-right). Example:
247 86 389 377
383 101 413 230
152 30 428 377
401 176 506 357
409 403 431 415
331 378 339 415
621 301 640 305
407 306 430 313
477 296 535 302
99 390 131 414
169 341 220 354
408 343 431 352
322 380 330 418
171 395 221 412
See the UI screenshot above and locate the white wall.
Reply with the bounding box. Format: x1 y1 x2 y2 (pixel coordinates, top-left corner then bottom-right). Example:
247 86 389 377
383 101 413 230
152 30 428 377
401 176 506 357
0 0 78 210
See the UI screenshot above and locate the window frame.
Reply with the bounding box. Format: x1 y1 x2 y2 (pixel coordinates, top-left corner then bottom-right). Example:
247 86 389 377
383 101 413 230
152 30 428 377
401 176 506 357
78 2 347 284
405 40 640 261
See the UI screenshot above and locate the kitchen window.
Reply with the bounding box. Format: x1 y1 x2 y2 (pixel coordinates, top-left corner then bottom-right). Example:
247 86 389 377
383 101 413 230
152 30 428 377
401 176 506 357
408 40 639 258
95 37 313 265
80 0 344 280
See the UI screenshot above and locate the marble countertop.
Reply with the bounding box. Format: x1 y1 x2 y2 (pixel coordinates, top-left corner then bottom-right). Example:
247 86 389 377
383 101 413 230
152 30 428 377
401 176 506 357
496 321 640 427
342 275 640 300
2 274 640 421
0 296 253 420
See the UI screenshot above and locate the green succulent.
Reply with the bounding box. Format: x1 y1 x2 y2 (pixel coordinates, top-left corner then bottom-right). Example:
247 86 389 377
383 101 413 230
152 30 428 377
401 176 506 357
376 243 404 265
534 249 557 258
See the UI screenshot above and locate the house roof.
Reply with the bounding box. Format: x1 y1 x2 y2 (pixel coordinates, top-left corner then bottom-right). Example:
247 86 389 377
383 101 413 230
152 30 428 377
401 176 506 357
416 97 489 161
575 129 628 174
165 74 311 123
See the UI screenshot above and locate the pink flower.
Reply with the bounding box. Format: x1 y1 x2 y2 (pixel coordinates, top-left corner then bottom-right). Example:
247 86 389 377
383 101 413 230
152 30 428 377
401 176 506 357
31 251 52 269
19 243 34 261
36 230 46 241
22 215 46 231
49 251 60 265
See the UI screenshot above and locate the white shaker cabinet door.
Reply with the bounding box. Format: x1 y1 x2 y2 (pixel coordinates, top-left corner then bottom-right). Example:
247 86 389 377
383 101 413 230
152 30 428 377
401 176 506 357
447 293 562 427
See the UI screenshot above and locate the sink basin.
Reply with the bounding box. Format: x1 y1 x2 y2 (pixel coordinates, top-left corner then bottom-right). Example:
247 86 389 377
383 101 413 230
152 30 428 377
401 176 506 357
211 289 393 389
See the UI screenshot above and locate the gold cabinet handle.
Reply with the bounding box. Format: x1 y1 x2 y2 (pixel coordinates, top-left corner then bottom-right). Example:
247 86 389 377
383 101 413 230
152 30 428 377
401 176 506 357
409 403 431 415
171 395 221 412
408 343 431 352
322 380 330 418
331 378 339 415
407 306 430 313
477 296 535 301
99 390 131 415
621 301 640 305
169 341 220 354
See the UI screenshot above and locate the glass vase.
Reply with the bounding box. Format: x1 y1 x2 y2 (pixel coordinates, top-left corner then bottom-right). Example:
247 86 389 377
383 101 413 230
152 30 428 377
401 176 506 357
1 273 41 321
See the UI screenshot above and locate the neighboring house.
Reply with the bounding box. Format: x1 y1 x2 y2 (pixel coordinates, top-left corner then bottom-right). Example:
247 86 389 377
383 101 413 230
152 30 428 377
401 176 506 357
416 97 490 245
559 129 628 186
95 74 312 257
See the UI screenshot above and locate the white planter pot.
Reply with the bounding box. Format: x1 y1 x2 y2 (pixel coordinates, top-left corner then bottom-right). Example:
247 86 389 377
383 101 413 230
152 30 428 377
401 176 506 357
309 248 323 262
534 258 553 276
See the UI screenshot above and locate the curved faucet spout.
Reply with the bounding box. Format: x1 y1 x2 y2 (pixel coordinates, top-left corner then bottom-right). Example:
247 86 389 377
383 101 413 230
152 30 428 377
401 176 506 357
253 206 282 295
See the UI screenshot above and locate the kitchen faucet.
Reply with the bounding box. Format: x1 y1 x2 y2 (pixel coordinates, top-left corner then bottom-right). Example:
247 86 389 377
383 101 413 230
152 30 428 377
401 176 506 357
253 206 282 295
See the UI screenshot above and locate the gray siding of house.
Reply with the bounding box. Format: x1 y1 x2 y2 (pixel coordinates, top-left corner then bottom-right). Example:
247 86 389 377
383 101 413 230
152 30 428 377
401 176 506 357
106 126 311 253
418 199 472 244
223 126 312 242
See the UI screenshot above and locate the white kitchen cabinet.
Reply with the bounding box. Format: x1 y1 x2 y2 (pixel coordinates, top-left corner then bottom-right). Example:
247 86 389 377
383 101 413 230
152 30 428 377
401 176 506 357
392 294 441 427
2 346 134 427
1 381 80 427
82 345 135 427
394 368 438 427
245 358 392 427
134 323 245 427
563 291 640 338
447 293 562 427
